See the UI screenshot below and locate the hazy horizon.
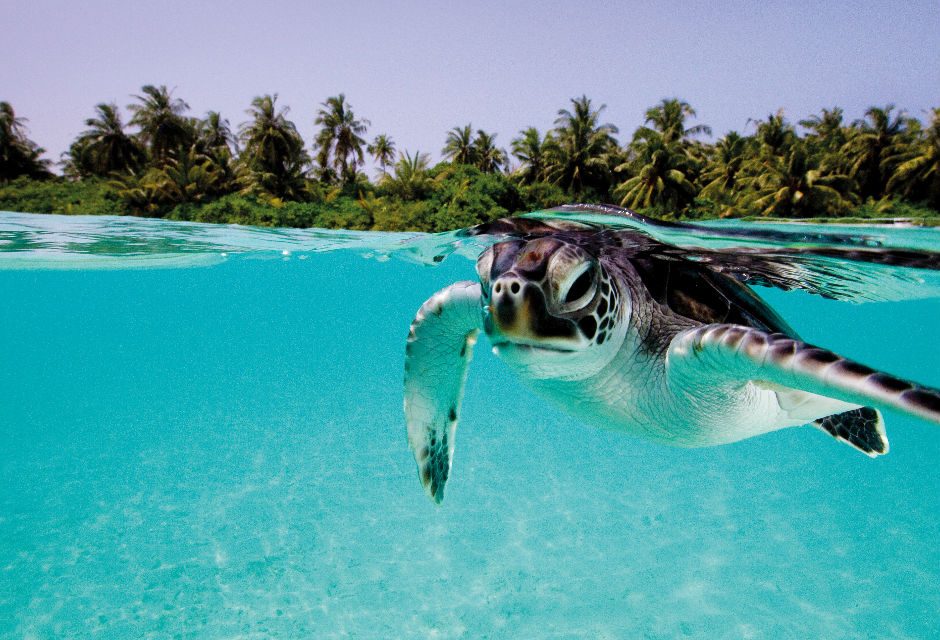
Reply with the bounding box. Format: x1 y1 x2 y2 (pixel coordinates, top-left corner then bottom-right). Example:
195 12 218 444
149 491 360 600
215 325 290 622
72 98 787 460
4 0 937 175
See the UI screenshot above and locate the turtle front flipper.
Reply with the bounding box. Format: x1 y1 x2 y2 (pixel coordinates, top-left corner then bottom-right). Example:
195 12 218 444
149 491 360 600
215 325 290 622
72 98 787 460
405 281 483 504
667 324 940 451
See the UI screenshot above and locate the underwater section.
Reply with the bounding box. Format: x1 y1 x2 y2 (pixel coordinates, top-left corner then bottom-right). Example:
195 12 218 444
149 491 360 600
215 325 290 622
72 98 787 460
0 210 938 638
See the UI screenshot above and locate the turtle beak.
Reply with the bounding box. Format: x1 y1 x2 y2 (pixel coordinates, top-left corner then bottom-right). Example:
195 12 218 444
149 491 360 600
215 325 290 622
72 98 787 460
491 275 527 334
488 275 579 348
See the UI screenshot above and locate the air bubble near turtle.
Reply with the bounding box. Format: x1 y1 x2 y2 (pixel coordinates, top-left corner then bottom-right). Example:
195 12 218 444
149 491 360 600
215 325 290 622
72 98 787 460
404 205 940 503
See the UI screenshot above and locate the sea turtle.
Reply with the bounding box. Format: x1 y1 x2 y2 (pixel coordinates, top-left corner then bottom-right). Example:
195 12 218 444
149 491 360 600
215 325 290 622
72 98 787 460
404 205 940 503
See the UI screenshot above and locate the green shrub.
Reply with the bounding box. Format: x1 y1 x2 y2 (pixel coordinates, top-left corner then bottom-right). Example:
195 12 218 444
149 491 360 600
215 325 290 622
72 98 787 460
0 176 126 216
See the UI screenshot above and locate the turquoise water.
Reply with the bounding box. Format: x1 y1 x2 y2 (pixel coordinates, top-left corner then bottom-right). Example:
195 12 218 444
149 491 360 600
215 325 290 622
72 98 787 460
1 211 938 639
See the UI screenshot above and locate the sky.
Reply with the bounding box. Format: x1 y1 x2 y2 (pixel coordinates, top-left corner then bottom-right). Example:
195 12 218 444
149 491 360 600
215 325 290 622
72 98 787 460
3 0 938 175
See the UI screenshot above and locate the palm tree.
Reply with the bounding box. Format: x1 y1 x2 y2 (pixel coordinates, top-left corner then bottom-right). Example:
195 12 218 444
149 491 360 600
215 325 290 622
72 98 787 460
238 94 309 199
472 129 505 173
442 124 477 165
313 94 370 183
239 95 305 167
699 132 750 210
842 105 909 199
1 101 28 141
510 127 550 184
644 98 711 145
0 101 51 180
66 103 145 177
151 149 226 204
799 107 847 153
127 85 194 166
196 111 234 155
614 129 696 211
109 149 227 215
367 134 396 176
194 111 241 193
380 150 431 200
750 109 798 158
885 108 940 209
745 145 854 218
110 168 165 216
544 95 619 198
612 99 712 213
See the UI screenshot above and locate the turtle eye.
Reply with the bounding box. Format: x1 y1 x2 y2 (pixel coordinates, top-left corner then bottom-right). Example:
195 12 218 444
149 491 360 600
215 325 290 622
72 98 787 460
561 267 595 309
566 270 592 304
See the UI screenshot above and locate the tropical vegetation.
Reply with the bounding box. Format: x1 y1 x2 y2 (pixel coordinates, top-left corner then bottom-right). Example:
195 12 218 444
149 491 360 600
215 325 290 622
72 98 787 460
1 101 53 180
1 91 938 230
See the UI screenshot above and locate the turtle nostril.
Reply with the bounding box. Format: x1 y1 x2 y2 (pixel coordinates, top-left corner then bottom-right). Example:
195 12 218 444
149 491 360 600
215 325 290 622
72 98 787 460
510 282 520 294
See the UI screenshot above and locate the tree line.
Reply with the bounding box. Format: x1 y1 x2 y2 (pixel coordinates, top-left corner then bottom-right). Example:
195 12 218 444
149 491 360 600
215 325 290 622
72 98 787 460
1 88 938 231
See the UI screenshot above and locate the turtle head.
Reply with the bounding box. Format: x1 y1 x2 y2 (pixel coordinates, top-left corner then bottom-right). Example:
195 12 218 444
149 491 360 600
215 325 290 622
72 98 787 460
476 237 628 379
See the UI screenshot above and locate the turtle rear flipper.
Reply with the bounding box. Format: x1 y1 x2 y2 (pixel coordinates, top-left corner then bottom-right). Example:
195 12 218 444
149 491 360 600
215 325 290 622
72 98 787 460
404 281 483 504
813 407 887 457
